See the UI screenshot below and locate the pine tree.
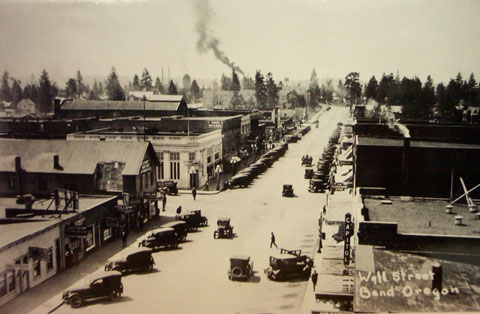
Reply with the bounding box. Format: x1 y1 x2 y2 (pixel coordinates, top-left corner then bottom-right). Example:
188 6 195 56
154 77 163 93
190 80 200 102
92 80 99 100
308 69 320 107
23 84 38 104
168 80 178 95
105 67 125 100
76 70 85 97
344 72 362 104
365 76 378 100
140 68 153 91
421 75 435 117
11 79 23 104
66 78 78 99
265 72 279 109
38 69 55 115
1 71 12 102
132 74 140 91
254 70 267 108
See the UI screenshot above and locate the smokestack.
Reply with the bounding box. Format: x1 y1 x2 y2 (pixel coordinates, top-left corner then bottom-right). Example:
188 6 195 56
54 155 63 170
15 156 24 195
401 137 410 196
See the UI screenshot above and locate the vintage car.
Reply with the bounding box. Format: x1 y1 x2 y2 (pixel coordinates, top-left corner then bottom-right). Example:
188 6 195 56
63 271 123 308
282 184 294 197
227 173 251 188
214 217 234 239
138 227 180 250
301 156 313 167
304 168 314 179
190 209 208 227
161 220 188 242
309 179 327 193
157 180 178 195
258 156 273 168
228 255 253 281
264 249 313 281
176 212 201 231
105 247 155 273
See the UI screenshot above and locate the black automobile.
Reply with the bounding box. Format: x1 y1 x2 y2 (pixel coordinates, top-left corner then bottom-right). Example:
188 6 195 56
228 255 253 281
304 168 314 179
264 249 313 281
282 184 294 197
227 173 251 188
309 179 327 193
104 247 155 273
161 220 188 242
138 227 180 249
63 271 123 308
214 217 234 239
176 213 201 231
157 180 178 195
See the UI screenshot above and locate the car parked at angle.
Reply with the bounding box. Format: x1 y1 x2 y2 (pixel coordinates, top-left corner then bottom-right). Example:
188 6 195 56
228 255 253 281
214 217 234 239
137 227 180 250
227 173 251 188
264 249 313 281
161 220 188 242
63 271 123 308
189 209 208 227
104 247 155 274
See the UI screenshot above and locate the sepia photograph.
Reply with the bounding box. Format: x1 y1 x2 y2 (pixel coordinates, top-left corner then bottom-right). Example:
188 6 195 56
1 0 480 313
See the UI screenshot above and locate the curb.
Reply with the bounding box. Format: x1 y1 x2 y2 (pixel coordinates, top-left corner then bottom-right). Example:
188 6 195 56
178 189 224 195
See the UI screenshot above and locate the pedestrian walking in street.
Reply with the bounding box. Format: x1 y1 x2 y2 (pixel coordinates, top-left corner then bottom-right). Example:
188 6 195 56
192 187 197 200
162 194 167 211
121 229 128 247
205 181 209 191
270 232 278 248
176 206 182 214
311 270 318 291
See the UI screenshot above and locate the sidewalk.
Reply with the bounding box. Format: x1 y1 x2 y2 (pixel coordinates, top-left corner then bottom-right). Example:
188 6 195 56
1 213 176 314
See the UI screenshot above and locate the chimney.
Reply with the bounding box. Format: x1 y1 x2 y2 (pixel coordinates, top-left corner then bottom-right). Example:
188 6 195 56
401 137 411 195
54 155 63 170
15 156 21 172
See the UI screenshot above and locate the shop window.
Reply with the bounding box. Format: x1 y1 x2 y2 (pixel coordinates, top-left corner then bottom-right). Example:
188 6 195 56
103 228 112 241
207 156 212 164
189 152 195 161
0 274 6 297
85 225 96 252
33 259 41 277
46 248 53 271
7 271 15 292
215 152 220 160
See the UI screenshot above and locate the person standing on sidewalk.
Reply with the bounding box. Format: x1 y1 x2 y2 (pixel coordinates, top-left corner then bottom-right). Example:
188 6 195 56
192 187 197 200
270 232 278 248
162 194 167 211
311 270 318 291
121 229 128 247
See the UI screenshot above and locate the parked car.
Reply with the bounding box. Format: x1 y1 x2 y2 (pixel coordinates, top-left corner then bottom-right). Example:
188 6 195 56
138 227 180 250
214 217 234 239
304 168 314 179
189 209 208 227
309 179 327 193
227 173 250 188
282 184 294 197
176 212 201 231
63 271 123 308
157 180 178 195
161 220 188 242
228 255 253 281
264 249 313 281
105 247 155 273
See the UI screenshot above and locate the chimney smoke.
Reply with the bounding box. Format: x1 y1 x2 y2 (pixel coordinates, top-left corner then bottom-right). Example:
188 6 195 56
379 103 410 138
192 0 245 75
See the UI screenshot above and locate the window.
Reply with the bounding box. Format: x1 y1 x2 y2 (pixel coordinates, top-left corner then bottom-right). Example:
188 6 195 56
170 162 180 180
215 152 220 160
46 248 53 271
7 271 15 292
38 175 48 191
33 259 41 277
189 152 195 161
156 152 164 160
0 274 6 297
8 174 16 189
158 162 164 180
170 152 180 161
207 156 212 164
85 224 96 251
103 228 112 241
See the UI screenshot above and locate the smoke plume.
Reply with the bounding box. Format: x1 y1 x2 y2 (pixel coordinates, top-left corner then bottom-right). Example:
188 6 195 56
192 0 245 75
375 100 410 138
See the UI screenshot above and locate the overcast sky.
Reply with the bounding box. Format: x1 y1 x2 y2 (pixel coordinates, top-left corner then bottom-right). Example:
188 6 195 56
1 0 479 85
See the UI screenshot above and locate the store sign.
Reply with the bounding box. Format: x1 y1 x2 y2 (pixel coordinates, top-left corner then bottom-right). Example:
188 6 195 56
28 247 48 259
115 205 133 214
140 159 152 174
6 263 30 271
209 121 222 127
104 217 120 228
143 191 158 199
344 213 352 265
66 225 88 238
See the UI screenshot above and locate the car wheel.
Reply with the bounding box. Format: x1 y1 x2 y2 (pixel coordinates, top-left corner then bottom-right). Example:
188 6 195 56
110 290 121 301
214 231 218 239
231 266 243 278
69 294 83 308
173 242 179 249
146 263 153 272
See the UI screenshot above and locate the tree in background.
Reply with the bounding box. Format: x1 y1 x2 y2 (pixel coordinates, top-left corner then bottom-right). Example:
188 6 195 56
140 68 153 91
307 69 320 107
105 67 125 100
191 80 200 102
132 74 140 91
1 71 12 102
23 84 38 104
465 73 478 106
399 76 423 119
231 70 241 93
265 73 279 109
324 79 334 103
11 79 23 104
365 76 378 100
76 70 86 97
254 70 267 109
65 78 77 99
230 70 243 108
420 75 435 118
336 80 345 103
221 74 232 91
242 76 254 90
38 69 56 115
344 72 362 104
154 77 163 93
168 80 178 95
376 73 394 103
182 74 191 93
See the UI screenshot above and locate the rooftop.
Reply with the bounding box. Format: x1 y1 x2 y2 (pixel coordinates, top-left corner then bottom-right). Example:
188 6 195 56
365 197 480 236
60 99 184 111
0 196 117 251
357 136 480 149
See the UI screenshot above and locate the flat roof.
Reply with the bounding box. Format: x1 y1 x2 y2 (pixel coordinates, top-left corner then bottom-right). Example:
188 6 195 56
357 136 480 149
355 245 480 312
0 196 116 251
365 197 480 236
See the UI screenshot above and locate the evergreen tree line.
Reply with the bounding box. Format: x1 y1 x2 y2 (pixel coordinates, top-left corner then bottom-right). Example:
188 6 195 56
364 72 480 119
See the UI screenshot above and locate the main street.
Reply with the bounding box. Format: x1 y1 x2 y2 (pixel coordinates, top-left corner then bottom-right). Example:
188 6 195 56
52 106 349 314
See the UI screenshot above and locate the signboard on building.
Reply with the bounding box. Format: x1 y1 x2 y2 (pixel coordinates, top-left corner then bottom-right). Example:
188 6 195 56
209 120 222 127
104 217 120 228
344 213 352 265
66 225 88 238
140 159 152 174
6 263 30 271
115 205 133 214
28 247 48 259
143 191 158 199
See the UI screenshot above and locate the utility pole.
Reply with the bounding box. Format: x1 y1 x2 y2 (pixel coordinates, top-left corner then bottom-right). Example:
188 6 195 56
143 96 146 141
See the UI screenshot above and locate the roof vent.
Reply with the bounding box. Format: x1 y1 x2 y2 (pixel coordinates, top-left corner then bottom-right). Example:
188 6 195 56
445 205 453 214
54 155 63 170
454 215 464 226
469 204 477 213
